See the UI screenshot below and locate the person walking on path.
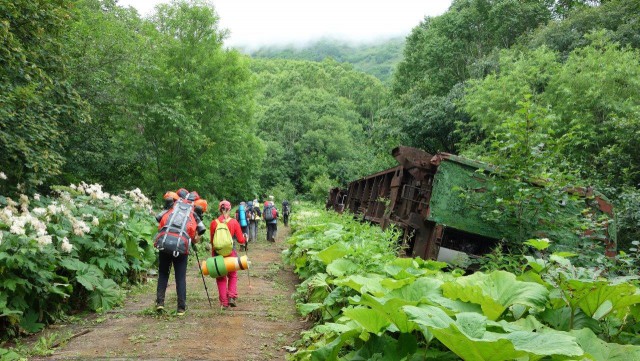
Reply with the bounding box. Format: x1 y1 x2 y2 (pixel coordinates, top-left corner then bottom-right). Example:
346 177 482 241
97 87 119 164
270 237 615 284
235 201 249 249
282 200 291 227
210 200 246 309
155 189 205 316
263 201 278 242
246 200 261 244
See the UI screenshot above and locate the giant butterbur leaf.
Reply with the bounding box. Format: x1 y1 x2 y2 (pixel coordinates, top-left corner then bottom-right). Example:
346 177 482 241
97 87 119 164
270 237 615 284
326 258 359 277
566 280 640 319
442 270 549 320
316 242 350 265
334 274 386 296
342 307 391 334
570 328 640 361
404 306 584 361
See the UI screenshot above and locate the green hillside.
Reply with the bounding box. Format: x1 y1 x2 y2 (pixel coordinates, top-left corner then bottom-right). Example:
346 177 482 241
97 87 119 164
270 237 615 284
246 37 405 83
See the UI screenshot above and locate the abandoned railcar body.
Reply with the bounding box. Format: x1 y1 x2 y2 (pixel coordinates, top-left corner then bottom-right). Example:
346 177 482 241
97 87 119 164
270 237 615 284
328 146 616 265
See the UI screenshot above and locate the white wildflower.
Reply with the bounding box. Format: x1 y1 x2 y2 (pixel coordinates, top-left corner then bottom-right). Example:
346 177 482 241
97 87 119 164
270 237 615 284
3 208 13 218
19 194 29 205
9 216 26 235
33 193 41 201
91 217 99 226
32 207 46 216
70 183 77 190
16 183 25 192
111 195 124 206
61 237 73 253
0 172 6 180
37 234 52 247
47 204 58 215
6 198 17 207
0 231 3 245
72 219 90 236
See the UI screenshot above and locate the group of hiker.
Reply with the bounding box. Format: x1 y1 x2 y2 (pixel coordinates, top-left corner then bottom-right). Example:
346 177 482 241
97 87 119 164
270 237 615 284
153 188 292 313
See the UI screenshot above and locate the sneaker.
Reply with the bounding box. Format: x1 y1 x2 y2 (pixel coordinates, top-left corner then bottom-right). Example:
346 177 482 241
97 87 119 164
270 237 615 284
229 298 237 307
176 309 186 316
156 304 164 313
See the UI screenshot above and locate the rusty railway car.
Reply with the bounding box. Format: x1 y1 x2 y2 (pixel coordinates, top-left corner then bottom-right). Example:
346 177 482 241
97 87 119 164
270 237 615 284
328 146 616 265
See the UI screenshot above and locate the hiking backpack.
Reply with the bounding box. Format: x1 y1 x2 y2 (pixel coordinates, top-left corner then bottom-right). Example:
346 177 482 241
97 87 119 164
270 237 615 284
264 205 277 221
154 200 194 256
238 204 248 227
213 218 234 256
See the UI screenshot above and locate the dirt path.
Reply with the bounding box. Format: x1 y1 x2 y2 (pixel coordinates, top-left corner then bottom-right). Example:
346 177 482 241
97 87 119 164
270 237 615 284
34 225 310 360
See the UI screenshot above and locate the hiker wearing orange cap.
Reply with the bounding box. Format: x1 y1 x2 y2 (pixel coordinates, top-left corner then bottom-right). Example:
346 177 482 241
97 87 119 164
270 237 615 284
154 191 205 316
209 200 246 309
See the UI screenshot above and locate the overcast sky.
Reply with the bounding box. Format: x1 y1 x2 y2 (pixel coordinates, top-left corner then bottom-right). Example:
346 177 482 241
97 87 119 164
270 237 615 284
117 0 453 48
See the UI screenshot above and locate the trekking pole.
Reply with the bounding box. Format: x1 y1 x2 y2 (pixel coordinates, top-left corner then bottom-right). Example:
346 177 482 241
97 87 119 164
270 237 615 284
244 233 252 290
192 243 213 308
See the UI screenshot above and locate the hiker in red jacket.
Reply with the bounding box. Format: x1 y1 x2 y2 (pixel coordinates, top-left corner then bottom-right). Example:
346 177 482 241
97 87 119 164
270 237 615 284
210 200 246 309
155 189 205 316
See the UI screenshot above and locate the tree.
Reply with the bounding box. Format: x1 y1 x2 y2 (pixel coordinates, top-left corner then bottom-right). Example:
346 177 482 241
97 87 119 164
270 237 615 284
0 0 87 194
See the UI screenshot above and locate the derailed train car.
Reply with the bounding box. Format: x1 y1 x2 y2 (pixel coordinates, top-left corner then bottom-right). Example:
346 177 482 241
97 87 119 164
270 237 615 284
327 146 616 265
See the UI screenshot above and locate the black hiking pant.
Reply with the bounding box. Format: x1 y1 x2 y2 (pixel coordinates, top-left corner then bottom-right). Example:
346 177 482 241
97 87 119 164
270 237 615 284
156 252 188 310
266 222 277 242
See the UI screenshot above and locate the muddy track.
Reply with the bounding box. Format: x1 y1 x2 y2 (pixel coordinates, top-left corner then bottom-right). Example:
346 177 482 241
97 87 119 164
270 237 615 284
32 225 310 360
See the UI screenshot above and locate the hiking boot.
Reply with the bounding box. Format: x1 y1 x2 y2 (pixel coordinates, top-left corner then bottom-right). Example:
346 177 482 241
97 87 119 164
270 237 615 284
156 304 164 313
176 309 186 316
229 298 237 307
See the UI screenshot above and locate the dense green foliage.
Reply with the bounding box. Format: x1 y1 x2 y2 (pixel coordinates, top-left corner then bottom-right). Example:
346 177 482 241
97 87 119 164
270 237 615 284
286 210 640 360
0 184 156 339
251 58 394 199
0 0 87 195
385 0 640 249
3 0 640 353
248 37 405 83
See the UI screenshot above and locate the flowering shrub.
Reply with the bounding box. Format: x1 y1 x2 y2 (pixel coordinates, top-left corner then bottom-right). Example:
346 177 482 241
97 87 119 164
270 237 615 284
0 182 157 339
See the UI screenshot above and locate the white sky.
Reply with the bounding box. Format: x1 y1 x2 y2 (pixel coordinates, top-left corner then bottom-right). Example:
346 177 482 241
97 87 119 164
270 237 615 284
116 0 453 48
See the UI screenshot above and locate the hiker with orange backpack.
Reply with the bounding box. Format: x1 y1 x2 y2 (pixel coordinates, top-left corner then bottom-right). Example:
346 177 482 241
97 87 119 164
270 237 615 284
154 189 206 315
210 200 246 309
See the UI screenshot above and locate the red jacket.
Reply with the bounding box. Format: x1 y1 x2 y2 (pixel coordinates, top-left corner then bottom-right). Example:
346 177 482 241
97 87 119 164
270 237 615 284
209 215 245 257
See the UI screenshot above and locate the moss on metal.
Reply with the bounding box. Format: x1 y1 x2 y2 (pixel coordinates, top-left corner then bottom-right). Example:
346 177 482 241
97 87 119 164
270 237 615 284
428 160 503 239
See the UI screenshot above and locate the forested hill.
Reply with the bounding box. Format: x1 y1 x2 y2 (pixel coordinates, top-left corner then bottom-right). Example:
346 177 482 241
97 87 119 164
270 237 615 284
245 37 405 83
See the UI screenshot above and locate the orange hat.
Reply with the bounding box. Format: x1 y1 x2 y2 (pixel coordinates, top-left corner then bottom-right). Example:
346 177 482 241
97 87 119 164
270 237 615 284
164 191 179 200
194 199 208 213
219 200 231 211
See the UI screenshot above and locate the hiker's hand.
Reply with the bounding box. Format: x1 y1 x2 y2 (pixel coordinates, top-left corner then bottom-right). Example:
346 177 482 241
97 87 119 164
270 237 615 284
193 234 201 244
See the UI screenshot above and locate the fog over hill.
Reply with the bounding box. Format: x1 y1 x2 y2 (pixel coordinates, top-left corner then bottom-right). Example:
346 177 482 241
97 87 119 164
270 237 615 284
245 37 405 83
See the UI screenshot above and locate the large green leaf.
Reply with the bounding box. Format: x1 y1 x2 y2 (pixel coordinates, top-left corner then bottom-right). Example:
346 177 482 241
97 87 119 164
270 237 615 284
442 271 549 320
345 333 418 361
342 307 390 334
316 242 350 265
566 280 640 319
404 306 584 361
19 309 45 333
326 258 359 277
310 329 360 361
570 328 640 361
88 279 123 312
334 274 387 296
354 293 419 333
